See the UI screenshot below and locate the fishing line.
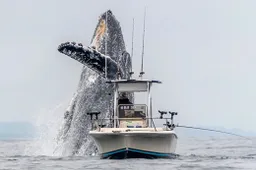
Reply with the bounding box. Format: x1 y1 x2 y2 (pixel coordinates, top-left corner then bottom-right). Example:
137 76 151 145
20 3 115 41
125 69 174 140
176 124 251 140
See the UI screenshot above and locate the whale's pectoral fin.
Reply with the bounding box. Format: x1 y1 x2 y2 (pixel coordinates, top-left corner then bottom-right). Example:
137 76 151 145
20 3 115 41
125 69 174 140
58 41 120 79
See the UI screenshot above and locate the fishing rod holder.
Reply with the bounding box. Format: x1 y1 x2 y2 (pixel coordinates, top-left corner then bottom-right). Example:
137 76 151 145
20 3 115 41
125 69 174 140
129 71 134 77
87 112 101 130
169 111 178 128
158 110 167 119
158 110 178 130
163 121 176 130
87 112 101 120
139 71 145 78
169 111 178 116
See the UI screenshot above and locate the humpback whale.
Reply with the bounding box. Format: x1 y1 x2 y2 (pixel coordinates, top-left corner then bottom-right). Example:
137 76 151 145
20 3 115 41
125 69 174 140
56 10 132 155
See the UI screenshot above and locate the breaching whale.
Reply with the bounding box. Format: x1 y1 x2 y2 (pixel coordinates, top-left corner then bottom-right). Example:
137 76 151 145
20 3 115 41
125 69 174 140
56 10 133 155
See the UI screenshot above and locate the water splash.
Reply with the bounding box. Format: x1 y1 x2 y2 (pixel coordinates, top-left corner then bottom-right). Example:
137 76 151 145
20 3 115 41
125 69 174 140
24 102 68 156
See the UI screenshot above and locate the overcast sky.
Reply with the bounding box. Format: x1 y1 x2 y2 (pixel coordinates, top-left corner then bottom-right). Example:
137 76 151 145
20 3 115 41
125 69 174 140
0 0 256 132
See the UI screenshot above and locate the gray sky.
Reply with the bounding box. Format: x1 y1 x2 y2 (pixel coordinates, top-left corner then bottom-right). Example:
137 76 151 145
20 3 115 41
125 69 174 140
0 0 256 132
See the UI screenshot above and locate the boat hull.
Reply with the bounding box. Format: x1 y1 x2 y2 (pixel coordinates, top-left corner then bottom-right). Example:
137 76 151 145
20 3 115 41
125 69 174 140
102 147 177 159
89 129 177 159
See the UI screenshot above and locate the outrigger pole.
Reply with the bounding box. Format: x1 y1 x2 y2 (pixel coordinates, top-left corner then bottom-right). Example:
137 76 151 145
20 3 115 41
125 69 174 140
129 18 135 78
139 7 146 78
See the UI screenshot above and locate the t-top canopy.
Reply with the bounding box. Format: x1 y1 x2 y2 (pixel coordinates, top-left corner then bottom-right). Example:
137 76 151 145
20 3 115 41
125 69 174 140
106 79 162 92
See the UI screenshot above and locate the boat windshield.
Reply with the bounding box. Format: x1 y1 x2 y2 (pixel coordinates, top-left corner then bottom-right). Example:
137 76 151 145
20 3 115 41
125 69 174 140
118 104 147 118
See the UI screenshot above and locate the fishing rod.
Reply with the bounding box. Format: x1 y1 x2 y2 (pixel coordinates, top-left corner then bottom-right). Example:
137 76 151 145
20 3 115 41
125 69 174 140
128 18 135 79
158 110 251 140
131 18 134 70
175 124 251 140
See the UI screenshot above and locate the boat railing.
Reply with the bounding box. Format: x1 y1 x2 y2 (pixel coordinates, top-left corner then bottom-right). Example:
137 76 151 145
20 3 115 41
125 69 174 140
88 110 178 131
91 117 175 132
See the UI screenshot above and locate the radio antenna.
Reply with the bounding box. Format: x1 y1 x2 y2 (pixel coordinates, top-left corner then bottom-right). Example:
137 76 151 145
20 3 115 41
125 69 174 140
139 7 146 78
129 18 135 78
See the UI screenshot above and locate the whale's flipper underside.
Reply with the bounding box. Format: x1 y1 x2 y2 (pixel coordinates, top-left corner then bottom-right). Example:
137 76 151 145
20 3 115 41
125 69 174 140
58 42 121 79
55 10 132 156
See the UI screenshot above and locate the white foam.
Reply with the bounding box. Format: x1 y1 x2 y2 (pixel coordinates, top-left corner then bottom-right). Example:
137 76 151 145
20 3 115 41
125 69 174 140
88 75 97 83
24 102 68 156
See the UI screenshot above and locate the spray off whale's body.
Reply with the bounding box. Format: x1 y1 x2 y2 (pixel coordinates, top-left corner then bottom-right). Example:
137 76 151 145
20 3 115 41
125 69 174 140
56 10 132 155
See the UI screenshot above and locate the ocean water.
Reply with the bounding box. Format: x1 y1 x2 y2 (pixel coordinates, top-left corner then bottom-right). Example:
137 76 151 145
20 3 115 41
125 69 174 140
0 136 255 170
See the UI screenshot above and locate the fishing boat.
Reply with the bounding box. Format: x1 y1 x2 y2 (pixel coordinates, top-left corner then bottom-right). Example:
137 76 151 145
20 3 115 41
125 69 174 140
88 79 178 159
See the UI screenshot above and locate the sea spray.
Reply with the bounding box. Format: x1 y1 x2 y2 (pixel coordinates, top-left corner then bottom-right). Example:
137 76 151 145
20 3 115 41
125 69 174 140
24 103 67 156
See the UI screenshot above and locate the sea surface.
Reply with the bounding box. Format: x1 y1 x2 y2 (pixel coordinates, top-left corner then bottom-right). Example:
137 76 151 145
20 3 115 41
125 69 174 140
0 136 255 170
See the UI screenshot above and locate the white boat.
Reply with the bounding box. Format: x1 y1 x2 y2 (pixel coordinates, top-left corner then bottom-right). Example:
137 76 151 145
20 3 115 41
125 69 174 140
88 79 178 159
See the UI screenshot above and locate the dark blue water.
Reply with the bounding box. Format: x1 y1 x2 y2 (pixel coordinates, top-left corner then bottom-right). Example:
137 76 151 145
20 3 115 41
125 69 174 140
0 136 255 170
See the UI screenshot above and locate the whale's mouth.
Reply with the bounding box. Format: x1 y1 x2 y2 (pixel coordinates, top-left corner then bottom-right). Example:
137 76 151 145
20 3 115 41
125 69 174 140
91 19 106 50
91 10 113 51
90 10 113 51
